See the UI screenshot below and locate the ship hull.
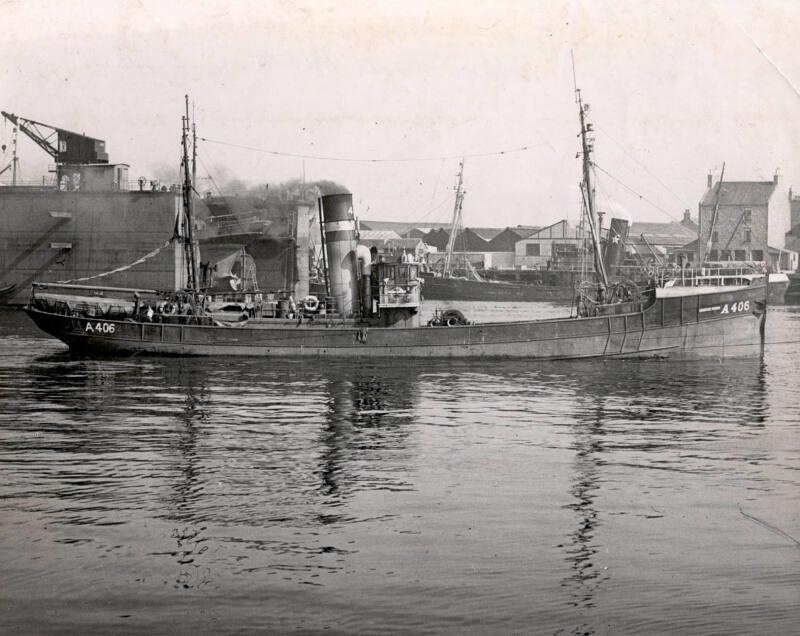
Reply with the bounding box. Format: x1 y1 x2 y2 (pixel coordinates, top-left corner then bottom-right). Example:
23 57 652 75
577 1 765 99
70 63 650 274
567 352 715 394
26 284 767 360
0 189 184 305
766 273 790 304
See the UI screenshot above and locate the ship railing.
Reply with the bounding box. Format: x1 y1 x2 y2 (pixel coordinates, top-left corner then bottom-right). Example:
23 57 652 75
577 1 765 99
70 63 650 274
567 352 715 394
0 176 59 188
207 215 266 235
122 180 182 192
648 265 764 289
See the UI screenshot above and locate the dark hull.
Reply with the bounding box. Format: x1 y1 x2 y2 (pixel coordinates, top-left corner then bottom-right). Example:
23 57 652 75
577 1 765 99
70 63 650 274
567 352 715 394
26 283 767 360
768 277 790 304
784 273 800 305
421 275 575 303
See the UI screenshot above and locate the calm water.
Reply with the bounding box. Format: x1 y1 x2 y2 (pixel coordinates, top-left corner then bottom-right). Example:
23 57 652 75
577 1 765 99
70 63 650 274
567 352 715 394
1 303 799 635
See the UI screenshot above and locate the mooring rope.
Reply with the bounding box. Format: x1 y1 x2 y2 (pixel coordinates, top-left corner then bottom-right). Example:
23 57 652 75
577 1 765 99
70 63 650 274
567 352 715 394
57 239 174 284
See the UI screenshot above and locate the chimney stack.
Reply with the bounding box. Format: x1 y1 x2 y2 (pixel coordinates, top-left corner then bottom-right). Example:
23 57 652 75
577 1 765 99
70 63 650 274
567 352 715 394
707 173 713 189
683 209 691 222
774 170 780 185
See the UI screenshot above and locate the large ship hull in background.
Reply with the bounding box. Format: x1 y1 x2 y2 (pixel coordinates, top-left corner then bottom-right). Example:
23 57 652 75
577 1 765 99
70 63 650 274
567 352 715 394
0 187 310 306
0 188 183 306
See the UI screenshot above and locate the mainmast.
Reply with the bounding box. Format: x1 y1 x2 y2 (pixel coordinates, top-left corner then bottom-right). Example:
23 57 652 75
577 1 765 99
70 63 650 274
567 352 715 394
181 96 200 301
575 89 608 289
443 159 466 278
698 162 726 265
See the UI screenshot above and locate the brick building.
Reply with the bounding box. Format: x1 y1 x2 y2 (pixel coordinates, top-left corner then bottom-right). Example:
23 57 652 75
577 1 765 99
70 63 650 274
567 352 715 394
785 188 800 256
694 173 794 270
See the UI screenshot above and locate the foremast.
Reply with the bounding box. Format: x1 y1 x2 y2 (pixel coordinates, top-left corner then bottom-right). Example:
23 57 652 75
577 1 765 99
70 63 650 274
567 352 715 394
575 89 609 290
180 96 200 307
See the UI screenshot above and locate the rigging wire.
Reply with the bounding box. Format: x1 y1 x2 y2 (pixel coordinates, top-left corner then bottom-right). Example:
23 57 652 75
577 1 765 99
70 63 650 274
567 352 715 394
197 136 549 163
389 192 456 238
199 140 457 238
592 162 679 222
593 125 691 210
196 152 227 199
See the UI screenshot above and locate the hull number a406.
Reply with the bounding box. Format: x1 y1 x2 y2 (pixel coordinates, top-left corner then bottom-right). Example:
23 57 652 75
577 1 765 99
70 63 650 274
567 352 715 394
720 301 750 314
85 321 115 334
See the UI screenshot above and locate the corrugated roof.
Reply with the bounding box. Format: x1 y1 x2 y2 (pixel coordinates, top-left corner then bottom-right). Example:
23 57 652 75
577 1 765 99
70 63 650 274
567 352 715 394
700 181 776 207
359 230 402 240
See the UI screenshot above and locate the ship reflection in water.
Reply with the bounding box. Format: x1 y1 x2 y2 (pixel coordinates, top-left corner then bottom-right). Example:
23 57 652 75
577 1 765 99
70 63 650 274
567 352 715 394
0 307 798 634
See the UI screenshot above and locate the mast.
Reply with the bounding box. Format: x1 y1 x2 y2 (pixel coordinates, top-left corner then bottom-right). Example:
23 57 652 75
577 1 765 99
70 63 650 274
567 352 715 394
181 95 199 301
191 106 198 196
443 159 465 278
575 89 608 289
698 162 725 265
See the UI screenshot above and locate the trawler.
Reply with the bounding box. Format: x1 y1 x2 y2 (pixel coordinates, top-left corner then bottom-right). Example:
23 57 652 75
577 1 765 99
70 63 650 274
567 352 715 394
24 93 770 359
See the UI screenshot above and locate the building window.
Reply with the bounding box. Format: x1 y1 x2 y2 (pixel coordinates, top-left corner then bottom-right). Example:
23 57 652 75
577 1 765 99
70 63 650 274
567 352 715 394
744 229 751 243
720 250 731 261
743 208 752 224
751 249 764 261
553 243 579 259
735 249 746 261
711 231 719 244
708 249 719 261
526 243 540 256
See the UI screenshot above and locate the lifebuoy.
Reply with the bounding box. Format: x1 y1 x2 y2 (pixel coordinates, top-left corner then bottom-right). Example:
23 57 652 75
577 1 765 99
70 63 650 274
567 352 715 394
302 295 319 312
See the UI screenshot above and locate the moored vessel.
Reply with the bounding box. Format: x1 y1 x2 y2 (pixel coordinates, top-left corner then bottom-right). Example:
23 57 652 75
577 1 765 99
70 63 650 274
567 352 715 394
24 91 772 360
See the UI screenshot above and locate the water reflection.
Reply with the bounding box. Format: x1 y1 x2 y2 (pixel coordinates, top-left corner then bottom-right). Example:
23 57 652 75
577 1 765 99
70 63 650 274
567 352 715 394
545 358 769 635
320 367 417 502
1 325 784 631
560 387 608 636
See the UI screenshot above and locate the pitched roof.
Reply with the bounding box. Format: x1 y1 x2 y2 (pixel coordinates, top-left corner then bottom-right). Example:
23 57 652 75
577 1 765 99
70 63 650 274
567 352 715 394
468 227 504 241
359 237 425 250
700 181 776 207
681 238 785 255
512 225 542 239
360 220 451 233
629 222 697 246
487 227 528 251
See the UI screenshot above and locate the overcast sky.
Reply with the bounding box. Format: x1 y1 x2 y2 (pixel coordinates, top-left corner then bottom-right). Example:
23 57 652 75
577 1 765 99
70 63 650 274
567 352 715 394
2 0 799 238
